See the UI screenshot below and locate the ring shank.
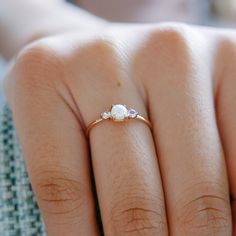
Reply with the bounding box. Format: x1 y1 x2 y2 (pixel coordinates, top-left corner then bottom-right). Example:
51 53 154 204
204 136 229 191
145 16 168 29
136 115 152 129
86 115 152 136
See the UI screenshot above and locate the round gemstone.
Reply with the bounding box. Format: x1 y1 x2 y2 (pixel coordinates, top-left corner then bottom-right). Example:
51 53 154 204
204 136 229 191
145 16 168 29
101 111 111 119
111 104 128 121
128 109 138 118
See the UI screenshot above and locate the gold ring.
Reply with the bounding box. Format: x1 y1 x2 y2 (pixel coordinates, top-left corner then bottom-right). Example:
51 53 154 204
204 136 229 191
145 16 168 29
86 104 152 136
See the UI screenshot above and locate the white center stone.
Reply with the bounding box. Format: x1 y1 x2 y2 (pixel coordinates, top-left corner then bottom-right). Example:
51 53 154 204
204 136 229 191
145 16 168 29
111 104 128 121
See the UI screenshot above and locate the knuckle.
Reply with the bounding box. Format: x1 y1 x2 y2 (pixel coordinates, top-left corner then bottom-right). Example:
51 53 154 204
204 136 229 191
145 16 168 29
148 23 191 55
12 39 64 90
34 169 86 216
73 38 122 87
151 23 188 42
176 183 231 234
137 23 200 86
75 38 116 69
18 41 61 72
180 196 230 234
109 195 167 235
3 39 66 108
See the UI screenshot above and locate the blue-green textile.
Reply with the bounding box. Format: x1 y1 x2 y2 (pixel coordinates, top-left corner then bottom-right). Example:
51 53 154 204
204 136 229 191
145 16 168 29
0 103 47 235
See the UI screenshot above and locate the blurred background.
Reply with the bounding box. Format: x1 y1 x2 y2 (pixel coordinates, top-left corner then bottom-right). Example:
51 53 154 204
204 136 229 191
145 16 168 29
74 0 236 25
0 0 236 106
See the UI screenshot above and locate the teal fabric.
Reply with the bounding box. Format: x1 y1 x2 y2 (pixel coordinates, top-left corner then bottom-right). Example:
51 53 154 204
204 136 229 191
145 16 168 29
0 103 47 235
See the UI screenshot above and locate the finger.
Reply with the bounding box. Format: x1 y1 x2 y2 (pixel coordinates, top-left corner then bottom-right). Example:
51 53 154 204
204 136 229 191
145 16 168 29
215 40 236 233
70 40 168 235
4 44 99 235
136 28 232 235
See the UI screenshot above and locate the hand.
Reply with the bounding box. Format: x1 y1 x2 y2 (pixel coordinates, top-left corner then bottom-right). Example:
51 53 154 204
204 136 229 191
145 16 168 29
3 23 235 235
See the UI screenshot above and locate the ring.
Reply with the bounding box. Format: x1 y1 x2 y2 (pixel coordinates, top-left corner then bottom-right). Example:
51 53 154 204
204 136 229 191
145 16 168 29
86 104 152 136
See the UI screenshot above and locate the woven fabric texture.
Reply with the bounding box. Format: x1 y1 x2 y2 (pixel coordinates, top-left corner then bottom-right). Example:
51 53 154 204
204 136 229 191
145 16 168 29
0 103 47 236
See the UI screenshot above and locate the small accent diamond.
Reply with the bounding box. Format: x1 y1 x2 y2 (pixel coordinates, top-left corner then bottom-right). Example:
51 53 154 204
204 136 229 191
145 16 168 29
128 109 138 118
101 111 111 119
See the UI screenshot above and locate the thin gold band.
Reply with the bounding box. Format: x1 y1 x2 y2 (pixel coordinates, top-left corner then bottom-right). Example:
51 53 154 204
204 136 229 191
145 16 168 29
86 114 152 136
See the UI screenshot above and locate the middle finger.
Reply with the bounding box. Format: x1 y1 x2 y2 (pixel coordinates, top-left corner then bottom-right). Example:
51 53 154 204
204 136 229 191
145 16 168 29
137 28 232 235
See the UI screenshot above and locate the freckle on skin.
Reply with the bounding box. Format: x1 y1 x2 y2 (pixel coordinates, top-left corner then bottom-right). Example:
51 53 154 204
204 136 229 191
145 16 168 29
117 81 121 87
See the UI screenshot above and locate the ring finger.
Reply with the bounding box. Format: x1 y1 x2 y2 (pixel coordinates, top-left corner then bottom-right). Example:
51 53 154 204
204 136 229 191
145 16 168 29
71 38 168 235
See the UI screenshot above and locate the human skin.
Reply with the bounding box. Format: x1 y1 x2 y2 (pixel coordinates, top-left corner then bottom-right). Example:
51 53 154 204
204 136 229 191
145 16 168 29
2 1 236 236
